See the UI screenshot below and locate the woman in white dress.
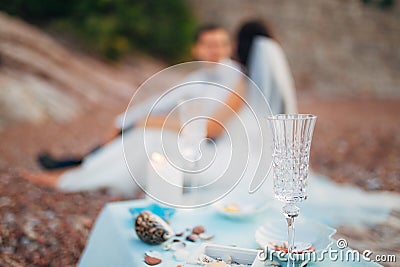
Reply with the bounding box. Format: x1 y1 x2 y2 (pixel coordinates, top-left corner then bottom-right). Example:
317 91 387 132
237 20 297 114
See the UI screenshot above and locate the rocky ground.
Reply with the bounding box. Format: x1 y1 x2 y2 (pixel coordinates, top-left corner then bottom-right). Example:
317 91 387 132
0 95 399 266
301 97 400 193
301 97 400 267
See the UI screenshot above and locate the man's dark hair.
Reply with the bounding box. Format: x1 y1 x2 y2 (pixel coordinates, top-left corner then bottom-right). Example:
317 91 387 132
194 24 223 42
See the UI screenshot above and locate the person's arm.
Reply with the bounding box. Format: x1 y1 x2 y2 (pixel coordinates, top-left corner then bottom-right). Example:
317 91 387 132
107 92 183 143
135 80 246 137
136 115 181 132
103 125 122 144
206 78 246 139
114 96 162 131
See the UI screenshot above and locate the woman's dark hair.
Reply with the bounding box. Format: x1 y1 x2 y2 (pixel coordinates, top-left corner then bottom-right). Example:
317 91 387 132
237 20 276 67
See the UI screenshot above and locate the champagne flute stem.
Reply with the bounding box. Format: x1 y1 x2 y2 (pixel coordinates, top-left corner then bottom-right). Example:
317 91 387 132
283 204 300 267
286 216 295 267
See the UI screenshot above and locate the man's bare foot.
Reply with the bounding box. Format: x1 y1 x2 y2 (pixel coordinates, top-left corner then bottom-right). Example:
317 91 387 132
20 169 64 188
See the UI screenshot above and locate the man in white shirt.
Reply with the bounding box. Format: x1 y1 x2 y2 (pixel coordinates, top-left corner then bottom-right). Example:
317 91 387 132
37 24 241 170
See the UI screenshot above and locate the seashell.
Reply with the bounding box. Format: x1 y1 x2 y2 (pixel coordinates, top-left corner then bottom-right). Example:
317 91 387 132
206 261 230 267
268 241 314 253
175 231 184 237
199 254 215 263
223 256 232 264
135 211 174 244
186 234 199 242
199 233 214 240
144 255 162 265
145 251 162 259
264 260 281 266
162 243 172 251
216 255 231 264
192 225 205 234
163 240 186 251
170 241 186 251
173 249 190 262
205 261 228 267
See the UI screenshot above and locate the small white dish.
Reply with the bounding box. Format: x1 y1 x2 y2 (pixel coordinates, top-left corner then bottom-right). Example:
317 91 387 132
255 218 336 262
213 199 269 220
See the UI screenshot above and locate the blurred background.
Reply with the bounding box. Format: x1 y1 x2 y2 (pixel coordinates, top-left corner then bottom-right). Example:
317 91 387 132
0 0 399 266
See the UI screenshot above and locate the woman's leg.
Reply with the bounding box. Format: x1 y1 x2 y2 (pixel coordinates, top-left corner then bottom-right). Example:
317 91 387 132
20 169 66 188
37 126 124 170
55 128 164 196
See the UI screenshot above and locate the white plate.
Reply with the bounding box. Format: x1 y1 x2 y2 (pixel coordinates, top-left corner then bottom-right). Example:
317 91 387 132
255 218 336 262
213 199 269 220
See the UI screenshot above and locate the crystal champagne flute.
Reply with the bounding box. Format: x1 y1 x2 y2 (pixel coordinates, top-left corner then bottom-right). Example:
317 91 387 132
268 114 317 266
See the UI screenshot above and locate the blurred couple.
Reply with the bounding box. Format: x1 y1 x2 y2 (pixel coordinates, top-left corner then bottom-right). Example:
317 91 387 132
22 20 297 197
